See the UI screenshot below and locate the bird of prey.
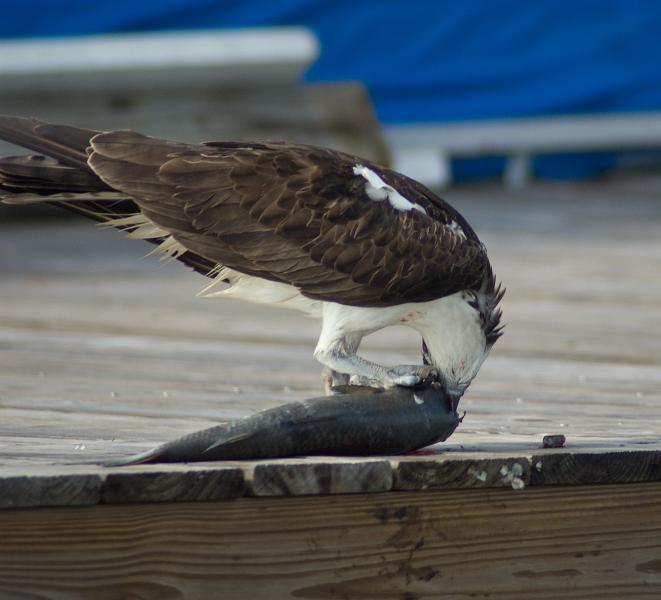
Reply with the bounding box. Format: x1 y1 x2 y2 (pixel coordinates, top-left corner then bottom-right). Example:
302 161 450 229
0 115 503 406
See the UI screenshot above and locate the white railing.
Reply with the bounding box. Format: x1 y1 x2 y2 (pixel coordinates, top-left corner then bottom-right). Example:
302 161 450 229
0 28 318 90
386 112 661 188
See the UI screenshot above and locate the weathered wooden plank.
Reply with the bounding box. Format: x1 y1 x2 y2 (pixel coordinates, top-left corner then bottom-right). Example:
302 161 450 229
0 82 390 172
2 445 661 509
394 455 531 490
531 449 661 486
1 178 661 497
102 465 246 504
1 483 661 599
250 459 393 496
0 472 101 510
0 465 246 508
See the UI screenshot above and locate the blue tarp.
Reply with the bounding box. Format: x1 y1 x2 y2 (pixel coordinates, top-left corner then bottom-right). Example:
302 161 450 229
3 1 661 179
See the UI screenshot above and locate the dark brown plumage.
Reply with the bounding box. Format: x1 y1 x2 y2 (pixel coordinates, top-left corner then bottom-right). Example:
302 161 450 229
0 114 504 395
0 115 491 308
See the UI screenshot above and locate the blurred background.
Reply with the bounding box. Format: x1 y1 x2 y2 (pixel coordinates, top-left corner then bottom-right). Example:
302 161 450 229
3 0 661 186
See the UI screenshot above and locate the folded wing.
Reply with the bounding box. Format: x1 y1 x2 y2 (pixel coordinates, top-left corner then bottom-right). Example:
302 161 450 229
88 132 487 306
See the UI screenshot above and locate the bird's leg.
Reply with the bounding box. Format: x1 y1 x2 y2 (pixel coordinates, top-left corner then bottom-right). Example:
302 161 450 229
349 373 381 387
319 333 362 395
315 305 439 391
315 338 438 389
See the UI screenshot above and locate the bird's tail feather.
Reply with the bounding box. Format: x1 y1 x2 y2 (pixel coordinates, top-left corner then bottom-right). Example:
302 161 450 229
0 116 136 223
0 152 140 226
0 114 110 198
0 114 97 169
0 114 218 277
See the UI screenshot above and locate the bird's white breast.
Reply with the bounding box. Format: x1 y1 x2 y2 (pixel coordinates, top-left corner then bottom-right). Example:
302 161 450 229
200 267 322 316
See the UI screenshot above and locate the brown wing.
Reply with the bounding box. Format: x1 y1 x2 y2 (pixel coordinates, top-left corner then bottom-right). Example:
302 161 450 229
0 116 219 278
87 131 487 306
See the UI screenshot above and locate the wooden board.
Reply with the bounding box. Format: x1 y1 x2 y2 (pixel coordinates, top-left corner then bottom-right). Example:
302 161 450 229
2 174 661 597
1 176 661 493
0 82 390 182
1 483 661 599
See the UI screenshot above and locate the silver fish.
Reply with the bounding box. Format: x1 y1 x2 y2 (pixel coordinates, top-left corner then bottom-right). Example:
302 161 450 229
105 383 459 466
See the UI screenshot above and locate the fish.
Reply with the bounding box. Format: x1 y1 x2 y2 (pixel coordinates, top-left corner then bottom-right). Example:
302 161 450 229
104 383 460 466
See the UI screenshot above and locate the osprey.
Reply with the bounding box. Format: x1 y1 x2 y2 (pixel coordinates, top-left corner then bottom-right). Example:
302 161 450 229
0 115 503 406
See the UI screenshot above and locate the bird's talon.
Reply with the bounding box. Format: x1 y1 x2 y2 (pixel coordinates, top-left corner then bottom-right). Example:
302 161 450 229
349 374 380 387
418 366 440 385
386 365 440 388
392 374 421 387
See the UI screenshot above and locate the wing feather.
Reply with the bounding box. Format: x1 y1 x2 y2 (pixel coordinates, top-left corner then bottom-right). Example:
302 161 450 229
88 132 488 306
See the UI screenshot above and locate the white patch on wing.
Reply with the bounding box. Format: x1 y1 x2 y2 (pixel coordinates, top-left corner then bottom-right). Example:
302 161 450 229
353 164 426 215
447 220 467 239
414 393 424 405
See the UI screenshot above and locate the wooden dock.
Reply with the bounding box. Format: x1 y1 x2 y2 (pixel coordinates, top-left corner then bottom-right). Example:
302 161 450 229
1 176 661 598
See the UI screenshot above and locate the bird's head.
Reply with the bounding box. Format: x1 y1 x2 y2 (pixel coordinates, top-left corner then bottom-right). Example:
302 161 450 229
419 272 504 412
421 339 480 412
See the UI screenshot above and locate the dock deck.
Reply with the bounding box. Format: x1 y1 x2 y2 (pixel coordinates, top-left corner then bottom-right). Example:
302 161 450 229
1 177 661 598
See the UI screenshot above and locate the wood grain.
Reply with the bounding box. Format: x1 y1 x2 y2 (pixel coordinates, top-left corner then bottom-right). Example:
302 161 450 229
0 82 390 174
394 455 531 490
0 472 101 510
1 178 661 597
1 483 661 599
530 449 661 486
1 446 661 509
1 177 661 501
250 459 393 496
102 465 246 504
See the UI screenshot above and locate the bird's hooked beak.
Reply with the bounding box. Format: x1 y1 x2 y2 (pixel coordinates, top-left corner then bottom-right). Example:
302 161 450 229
422 340 466 413
448 389 464 413
426 372 465 413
